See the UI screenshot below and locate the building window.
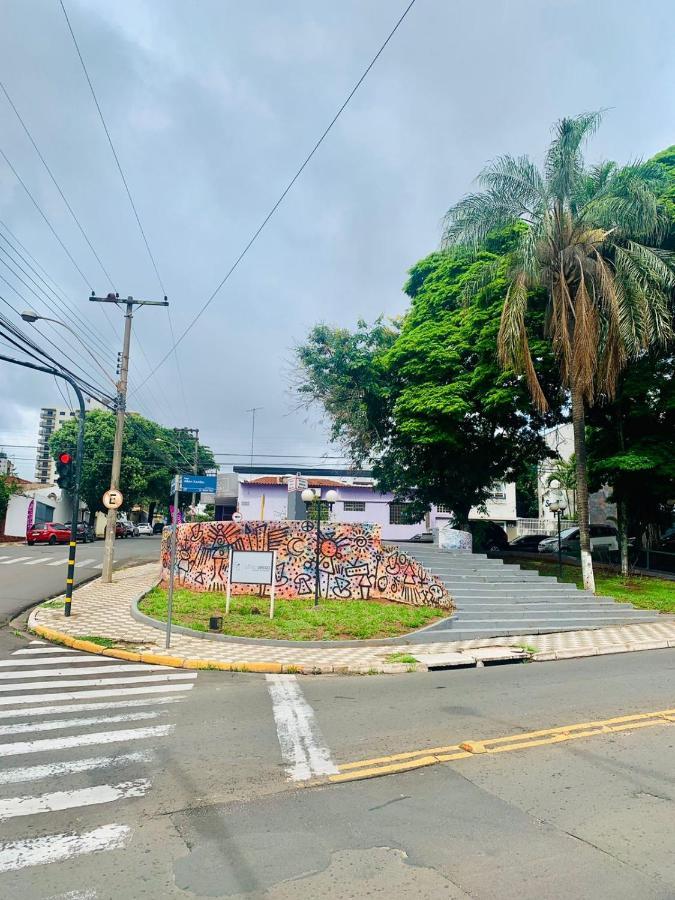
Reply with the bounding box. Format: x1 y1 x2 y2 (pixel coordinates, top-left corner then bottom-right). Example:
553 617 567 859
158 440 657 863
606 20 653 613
389 503 413 525
435 504 451 514
490 482 507 501
343 501 366 512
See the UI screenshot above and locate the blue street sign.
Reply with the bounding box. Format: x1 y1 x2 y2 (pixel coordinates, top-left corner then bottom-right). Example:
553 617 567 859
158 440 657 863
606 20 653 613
180 474 217 493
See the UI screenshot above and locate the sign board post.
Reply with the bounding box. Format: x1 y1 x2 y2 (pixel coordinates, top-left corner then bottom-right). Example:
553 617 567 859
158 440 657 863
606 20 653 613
166 473 181 649
225 549 277 619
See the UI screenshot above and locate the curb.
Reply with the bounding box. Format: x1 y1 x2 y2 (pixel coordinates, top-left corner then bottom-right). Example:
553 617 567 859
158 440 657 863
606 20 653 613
28 623 416 675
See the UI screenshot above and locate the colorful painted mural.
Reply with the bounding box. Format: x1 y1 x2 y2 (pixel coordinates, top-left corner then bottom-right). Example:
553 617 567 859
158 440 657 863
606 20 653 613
160 520 452 609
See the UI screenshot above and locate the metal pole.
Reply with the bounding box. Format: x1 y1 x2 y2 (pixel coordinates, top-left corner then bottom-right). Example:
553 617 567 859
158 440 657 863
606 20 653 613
0 354 84 617
314 495 321 607
191 427 199 513
101 299 133 583
557 509 563 580
166 473 180 649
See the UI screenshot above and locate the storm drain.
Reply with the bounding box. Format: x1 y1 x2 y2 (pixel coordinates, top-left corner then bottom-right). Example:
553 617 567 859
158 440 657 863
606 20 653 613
413 647 529 671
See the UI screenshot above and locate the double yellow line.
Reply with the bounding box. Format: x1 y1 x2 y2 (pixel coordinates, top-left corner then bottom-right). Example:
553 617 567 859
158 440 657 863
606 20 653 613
325 707 675 784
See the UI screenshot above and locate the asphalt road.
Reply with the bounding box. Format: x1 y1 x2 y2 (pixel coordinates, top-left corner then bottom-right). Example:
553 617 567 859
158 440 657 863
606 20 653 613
0 536 162 624
0 640 673 899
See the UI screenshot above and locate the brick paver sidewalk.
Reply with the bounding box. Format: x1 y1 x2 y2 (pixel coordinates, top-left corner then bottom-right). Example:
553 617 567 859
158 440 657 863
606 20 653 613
28 563 675 674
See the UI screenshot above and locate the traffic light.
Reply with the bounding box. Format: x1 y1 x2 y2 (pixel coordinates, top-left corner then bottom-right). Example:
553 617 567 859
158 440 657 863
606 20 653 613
55 452 75 493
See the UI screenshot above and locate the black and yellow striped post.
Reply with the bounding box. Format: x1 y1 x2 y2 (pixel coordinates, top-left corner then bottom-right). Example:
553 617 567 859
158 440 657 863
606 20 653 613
64 386 85 618
64 539 77 617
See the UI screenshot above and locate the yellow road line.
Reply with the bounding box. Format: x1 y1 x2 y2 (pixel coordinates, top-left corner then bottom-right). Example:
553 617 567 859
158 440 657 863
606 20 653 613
326 707 675 785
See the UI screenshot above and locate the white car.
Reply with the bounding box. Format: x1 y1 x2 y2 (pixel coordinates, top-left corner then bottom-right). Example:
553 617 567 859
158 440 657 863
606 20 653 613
538 525 618 554
136 522 153 536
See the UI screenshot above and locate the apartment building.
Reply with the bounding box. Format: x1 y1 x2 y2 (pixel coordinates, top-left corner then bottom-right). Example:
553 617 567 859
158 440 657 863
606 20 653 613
34 407 78 483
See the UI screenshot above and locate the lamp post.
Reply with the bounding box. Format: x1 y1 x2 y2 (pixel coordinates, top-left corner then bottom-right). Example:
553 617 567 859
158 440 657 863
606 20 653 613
301 487 338 606
548 479 568 580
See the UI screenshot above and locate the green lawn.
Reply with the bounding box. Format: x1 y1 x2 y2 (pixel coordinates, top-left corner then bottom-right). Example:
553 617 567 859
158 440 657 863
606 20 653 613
140 586 444 641
505 558 675 613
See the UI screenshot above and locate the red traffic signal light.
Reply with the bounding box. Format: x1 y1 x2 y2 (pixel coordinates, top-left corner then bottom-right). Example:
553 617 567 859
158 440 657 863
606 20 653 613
58 452 73 465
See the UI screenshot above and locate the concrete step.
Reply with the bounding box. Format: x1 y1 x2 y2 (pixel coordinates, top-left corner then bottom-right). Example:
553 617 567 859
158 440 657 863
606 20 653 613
439 574 556 584
451 610 656 621
459 600 626 609
446 587 584 597
410 623 660 641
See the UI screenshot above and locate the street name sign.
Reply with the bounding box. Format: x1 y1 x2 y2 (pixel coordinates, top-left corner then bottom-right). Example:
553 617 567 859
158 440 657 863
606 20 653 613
180 474 217 493
102 489 123 509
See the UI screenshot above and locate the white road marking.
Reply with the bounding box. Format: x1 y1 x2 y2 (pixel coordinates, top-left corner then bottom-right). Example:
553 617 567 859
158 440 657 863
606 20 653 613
0 823 130 872
0 778 150 821
0 696 179 720
0 663 173 679
47 889 97 900
29 640 47 644
0 750 153 786
0 709 162 736
0 556 31 565
24 556 53 566
266 674 337 781
0 723 174 757
74 558 97 567
0 654 114 667
47 558 68 566
0 673 196 693
0 681 194 705
12 647 80 654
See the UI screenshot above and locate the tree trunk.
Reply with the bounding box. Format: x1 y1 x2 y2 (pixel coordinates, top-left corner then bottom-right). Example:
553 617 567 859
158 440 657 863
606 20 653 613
617 498 629 577
571 386 595 592
148 501 156 525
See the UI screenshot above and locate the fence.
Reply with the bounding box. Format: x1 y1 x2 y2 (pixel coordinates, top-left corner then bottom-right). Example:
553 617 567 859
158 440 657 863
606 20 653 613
516 517 577 537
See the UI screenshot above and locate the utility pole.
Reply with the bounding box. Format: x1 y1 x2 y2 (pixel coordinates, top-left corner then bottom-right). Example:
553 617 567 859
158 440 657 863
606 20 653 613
90 292 169 583
246 407 262 466
174 427 200 516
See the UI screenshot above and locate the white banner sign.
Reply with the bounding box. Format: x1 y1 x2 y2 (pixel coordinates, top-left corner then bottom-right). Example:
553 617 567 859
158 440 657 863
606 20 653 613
230 550 275 585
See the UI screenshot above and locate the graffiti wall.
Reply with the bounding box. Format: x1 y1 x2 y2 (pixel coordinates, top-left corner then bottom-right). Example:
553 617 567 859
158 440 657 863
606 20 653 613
160 520 452 609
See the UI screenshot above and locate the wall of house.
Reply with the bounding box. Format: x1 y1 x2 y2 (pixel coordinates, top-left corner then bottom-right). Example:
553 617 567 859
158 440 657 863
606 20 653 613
4 487 83 538
159 520 452 608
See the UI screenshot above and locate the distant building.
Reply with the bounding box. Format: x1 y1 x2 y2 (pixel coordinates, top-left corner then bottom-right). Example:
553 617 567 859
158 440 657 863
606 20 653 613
34 407 79 483
234 467 517 541
0 453 14 476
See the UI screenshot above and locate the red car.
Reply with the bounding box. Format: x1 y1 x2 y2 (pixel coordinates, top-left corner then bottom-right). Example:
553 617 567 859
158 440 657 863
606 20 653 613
27 522 71 546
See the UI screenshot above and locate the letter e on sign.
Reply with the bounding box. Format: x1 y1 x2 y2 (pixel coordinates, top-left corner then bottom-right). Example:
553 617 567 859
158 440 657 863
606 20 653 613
103 489 124 510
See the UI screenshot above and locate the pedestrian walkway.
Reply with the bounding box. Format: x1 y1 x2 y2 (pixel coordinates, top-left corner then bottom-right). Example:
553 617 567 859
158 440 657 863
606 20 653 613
0 639 195 884
28 563 675 674
397 543 670 641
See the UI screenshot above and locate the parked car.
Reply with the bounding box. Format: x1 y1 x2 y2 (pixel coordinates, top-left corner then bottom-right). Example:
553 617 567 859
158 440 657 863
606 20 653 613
122 521 137 538
153 522 166 535
410 532 434 543
64 521 95 543
136 522 153 536
468 521 509 553
657 526 675 552
104 522 126 539
539 524 618 554
507 534 549 552
26 522 70 545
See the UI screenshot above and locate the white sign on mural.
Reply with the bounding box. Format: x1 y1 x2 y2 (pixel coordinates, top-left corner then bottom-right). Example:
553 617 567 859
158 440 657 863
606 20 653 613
226 550 278 619
230 550 275 585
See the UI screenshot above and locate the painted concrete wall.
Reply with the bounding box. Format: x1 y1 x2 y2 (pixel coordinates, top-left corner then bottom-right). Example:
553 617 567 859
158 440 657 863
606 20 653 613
160 520 452 608
4 486 81 538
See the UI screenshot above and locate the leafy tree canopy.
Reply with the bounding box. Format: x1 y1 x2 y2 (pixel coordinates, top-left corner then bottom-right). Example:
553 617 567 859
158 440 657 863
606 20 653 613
49 410 216 516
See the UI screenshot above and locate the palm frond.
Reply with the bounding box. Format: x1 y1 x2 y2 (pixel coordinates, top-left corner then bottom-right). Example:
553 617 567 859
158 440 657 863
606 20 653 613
545 111 603 201
476 155 546 219
497 271 548 411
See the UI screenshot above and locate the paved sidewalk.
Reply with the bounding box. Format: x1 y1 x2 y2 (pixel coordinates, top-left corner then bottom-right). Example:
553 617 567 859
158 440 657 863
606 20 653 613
28 563 675 674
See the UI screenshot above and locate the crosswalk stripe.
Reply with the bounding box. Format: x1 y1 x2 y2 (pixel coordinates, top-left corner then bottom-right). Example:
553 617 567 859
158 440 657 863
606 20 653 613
24 556 53 566
0 655 114 667
0 778 151 821
0 682 194 705
0 556 31 565
0 750 153 786
0 723 174 757
29 640 47 644
13 647 81 655
0 696 178 720
0 673 196 693
0 709 162 736
0 663 173 680
0 823 131 872
74 558 97 567
47 558 68 566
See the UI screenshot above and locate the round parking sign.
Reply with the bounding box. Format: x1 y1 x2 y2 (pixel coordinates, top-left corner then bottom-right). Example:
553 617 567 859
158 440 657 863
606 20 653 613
102 489 124 510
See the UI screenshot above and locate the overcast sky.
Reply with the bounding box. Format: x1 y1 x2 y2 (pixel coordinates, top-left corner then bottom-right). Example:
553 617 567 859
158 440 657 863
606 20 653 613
1 0 673 479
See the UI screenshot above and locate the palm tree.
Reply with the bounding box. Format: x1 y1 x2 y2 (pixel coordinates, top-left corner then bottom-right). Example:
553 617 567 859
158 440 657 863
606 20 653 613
442 113 674 591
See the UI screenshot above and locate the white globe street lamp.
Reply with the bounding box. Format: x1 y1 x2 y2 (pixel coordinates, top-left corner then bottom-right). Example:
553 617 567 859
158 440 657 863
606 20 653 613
302 487 339 606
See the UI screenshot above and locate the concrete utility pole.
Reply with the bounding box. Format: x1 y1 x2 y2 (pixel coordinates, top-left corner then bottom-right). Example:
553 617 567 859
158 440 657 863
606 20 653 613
90 292 169 582
175 427 200 515
246 407 262 466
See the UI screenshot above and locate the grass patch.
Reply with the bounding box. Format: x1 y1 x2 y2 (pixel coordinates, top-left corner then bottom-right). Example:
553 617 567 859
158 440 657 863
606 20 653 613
41 599 65 609
505 558 675 614
140 587 443 641
515 643 538 655
385 652 419 664
75 635 117 648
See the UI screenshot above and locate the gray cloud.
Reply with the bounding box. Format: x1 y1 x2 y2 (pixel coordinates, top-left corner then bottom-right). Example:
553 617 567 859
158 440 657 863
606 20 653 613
1 0 673 478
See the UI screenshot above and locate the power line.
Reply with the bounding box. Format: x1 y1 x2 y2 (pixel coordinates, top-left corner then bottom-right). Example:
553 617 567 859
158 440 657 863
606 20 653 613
130 0 418 397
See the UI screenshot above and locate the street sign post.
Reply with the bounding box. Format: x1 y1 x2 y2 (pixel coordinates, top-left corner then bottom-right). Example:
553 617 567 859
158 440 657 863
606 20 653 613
102 489 124 510
231 511 243 523
226 549 277 618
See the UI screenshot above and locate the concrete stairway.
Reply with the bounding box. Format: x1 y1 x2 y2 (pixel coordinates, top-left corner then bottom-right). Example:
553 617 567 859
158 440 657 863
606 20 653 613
395 543 667 642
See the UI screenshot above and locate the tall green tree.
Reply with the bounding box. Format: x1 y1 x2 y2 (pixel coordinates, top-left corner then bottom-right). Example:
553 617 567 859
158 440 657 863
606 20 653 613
296 229 563 525
443 113 675 590
50 410 216 518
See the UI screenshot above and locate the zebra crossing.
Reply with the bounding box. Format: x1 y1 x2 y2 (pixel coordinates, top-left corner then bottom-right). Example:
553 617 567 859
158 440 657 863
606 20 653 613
0 639 196 893
0 553 102 570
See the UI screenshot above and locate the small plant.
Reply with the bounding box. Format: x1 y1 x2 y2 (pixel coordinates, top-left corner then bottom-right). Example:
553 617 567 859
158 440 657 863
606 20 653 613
385 652 419 664
41 599 66 609
516 643 538 655
76 635 117 648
